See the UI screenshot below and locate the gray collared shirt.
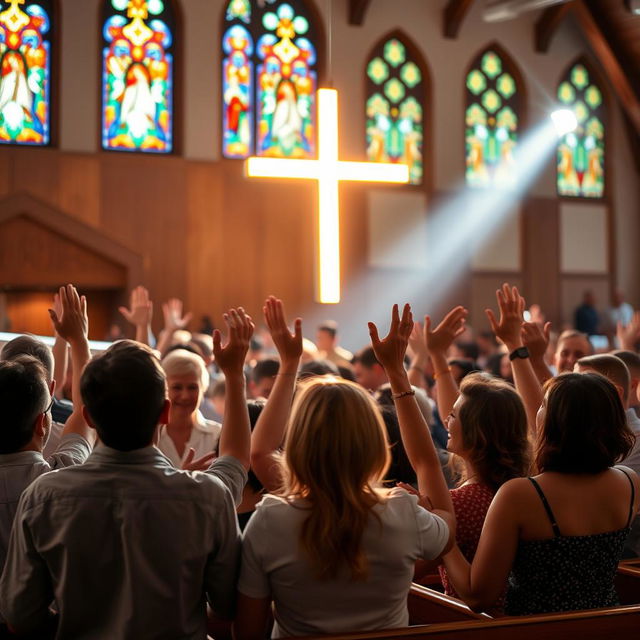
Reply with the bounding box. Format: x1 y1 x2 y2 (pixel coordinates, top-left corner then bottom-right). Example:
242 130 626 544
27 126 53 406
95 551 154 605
0 445 247 639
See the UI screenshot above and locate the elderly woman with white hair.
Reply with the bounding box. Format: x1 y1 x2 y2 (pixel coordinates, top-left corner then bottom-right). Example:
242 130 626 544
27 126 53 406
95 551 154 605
159 349 221 468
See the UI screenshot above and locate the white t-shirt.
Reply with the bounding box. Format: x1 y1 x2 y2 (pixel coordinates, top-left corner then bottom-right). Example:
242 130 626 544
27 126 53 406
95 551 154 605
239 488 449 638
157 412 221 468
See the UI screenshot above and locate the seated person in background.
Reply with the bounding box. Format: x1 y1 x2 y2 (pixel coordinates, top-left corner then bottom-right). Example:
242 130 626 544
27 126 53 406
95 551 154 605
159 349 221 469
575 290 600 336
442 372 639 615
236 300 453 639
315 320 353 369
248 358 279 400
0 308 253 639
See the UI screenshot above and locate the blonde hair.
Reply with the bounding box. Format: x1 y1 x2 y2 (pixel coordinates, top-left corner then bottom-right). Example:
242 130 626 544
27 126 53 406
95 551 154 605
279 376 391 581
161 350 209 391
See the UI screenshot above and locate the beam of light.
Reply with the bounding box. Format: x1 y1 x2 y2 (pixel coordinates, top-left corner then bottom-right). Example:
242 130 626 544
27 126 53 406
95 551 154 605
550 108 578 137
300 115 565 351
246 88 409 304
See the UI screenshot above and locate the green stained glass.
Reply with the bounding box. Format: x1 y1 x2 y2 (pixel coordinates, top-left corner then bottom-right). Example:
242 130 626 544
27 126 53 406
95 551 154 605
112 0 128 10
497 106 517 130
466 103 486 126
148 0 164 15
573 100 588 124
558 81 575 104
292 16 308 34
585 85 602 109
497 73 515 99
400 96 422 121
466 70 486 95
481 52 501 78
384 78 405 103
586 116 604 139
571 64 589 89
482 89 501 113
367 93 389 117
262 11 278 29
367 57 389 84
400 62 421 88
384 39 405 67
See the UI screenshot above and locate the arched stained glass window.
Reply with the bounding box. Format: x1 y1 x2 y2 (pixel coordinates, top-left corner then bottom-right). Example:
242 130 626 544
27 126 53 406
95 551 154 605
365 34 425 185
101 0 176 153
0 0 53 146
557 61 605 198
465 47 521 188
222 0 320 159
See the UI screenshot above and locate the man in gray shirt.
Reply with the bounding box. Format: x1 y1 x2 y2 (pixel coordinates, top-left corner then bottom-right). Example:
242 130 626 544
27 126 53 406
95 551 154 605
0 306 253 639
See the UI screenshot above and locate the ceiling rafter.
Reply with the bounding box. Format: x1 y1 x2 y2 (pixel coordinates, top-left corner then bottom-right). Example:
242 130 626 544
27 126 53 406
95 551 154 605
347 0 371 26
443 0 477 39
570 1 640 137
535 2 573 53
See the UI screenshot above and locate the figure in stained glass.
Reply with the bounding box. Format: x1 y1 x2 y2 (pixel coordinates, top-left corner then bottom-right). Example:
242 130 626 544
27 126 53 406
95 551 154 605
222 0 318 159
102 0 175 153
465 49 521 189
0 0 52 145
365 36 424 185
557 62 605 198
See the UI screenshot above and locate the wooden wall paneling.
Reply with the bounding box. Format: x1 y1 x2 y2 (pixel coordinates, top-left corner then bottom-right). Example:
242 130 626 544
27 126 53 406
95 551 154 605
58 154 101 227
0 150 12 198
11 148 61 208
522 197 561 328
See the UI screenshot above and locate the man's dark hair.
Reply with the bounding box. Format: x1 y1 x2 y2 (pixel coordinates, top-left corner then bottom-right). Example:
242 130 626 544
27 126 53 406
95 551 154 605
455 341 480 361
577 353 630 404
0 356 50 454
612 350 640 378
318 321 338 339
81 340 166 451
251 358 280 383
298 359 340 379
1 335 54 382
352 346 380 368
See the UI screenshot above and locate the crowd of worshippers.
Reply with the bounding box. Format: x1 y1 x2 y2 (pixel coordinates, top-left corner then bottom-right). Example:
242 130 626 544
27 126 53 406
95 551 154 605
0 283 639 639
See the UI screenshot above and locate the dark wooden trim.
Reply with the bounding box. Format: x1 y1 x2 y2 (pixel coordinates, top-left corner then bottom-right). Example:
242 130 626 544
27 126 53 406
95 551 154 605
348 0 371 26
560 272 609 279
443 0 476 39
535 3 573 53
0 192 144 290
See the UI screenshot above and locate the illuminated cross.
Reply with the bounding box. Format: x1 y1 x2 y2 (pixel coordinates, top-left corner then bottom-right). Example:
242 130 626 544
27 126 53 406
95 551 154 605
246 88 409 304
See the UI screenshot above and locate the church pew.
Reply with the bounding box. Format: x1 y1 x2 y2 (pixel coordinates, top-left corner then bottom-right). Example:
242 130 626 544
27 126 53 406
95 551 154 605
616 562 640 604
407 584 491 624
291 604 640 639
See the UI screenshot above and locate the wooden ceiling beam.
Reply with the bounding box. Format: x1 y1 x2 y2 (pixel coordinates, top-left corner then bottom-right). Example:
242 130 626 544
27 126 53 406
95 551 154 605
535 3 572 53
443 0 476 39
347 0 371 26
571 1 640 136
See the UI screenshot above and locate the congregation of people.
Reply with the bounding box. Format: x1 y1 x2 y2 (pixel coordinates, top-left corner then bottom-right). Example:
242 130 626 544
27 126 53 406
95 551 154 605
0 282 639 639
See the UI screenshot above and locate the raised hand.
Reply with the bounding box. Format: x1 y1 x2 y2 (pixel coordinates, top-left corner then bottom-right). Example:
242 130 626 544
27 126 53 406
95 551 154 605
213 308 254 377
182 448 216 472
486 283 525 351
162 298 192 332
119 286 153 328
409 321 429 361
368 304 413 376
48 285 88 346
424 306 468 355
263 296 302 365
52 292 63 336
522 321 551 360
617 311 640 351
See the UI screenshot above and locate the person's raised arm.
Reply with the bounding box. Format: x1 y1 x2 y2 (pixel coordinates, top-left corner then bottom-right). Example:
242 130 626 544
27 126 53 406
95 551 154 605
407 322 429 389
156 297 192 357
250 296 302 492
118 285 154 346
50 292 69 400
424 306 468 423
486 284 543 437
369 305 454 532
213 308 254 470
48 284 95 445
521 320 553 384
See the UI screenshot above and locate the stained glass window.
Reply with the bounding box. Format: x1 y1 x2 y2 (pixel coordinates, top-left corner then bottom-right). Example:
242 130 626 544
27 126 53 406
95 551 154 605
556 62 605 198
0 0 53 146
465 48 521 188
365 35 425 185
222 0 319 159
101 0 175 153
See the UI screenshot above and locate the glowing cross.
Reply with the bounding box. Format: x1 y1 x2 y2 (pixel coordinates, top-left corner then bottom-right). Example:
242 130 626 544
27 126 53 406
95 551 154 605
246 88 409 304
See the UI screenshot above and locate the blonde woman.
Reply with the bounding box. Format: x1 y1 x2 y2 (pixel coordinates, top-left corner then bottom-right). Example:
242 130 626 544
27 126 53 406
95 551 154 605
159 349 220 468
235 300 454 639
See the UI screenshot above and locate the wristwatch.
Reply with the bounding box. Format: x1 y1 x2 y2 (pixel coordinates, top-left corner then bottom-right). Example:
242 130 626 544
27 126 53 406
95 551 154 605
509 346 530 361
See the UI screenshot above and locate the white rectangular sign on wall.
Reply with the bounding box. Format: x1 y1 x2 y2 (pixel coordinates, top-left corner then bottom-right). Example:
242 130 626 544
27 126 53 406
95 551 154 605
560 203 608 274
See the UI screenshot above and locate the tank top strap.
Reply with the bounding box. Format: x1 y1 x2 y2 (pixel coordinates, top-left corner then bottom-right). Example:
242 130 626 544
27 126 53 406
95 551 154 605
528 477 561 537
615 466 636 528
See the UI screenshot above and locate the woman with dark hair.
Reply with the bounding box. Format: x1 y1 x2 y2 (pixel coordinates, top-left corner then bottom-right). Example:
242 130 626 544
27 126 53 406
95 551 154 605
443 371 639 614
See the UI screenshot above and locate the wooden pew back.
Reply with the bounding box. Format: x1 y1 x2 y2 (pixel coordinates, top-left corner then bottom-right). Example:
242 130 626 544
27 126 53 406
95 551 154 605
407 584 490 624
